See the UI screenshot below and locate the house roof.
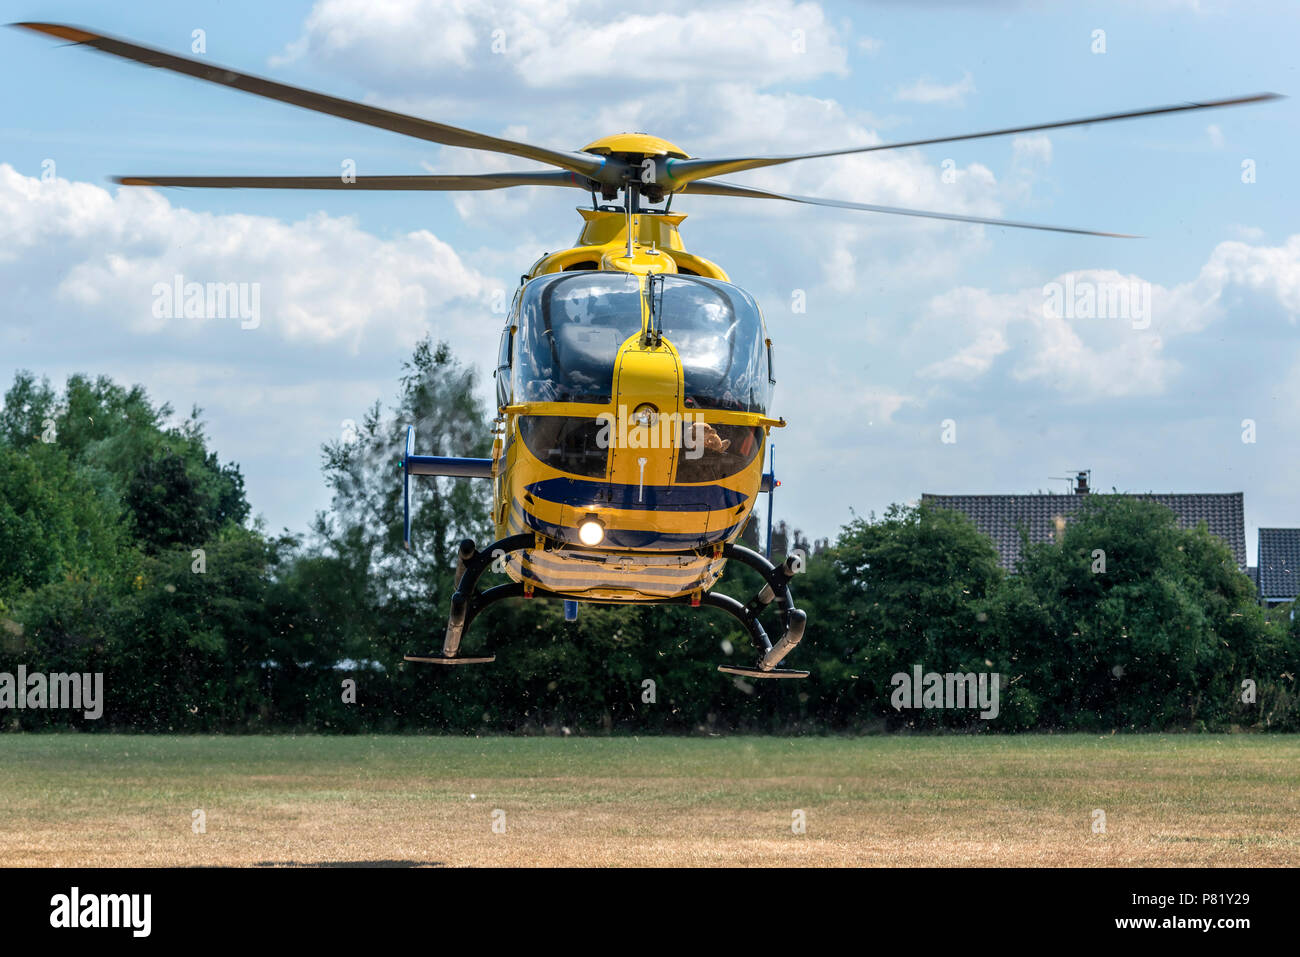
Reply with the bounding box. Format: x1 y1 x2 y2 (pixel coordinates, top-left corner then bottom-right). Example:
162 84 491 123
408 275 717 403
920 492 1246 572
1258 528 1300 600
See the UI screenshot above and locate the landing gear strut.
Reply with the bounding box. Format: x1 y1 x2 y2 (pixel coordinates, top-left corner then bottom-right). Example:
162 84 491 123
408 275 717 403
712 544 808 678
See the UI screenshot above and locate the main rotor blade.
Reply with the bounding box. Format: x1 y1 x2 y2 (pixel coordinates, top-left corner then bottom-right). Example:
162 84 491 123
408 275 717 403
113 171 590 190
663 92 1282 187
14 22 607 181
682 179 1139 238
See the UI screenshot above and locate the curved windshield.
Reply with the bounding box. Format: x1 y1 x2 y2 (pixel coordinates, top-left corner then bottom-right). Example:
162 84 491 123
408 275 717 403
515 272 643 404
655 276 770 413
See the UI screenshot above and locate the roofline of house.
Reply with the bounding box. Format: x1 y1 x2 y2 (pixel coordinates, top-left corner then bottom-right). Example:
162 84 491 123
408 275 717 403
921 491 1245 498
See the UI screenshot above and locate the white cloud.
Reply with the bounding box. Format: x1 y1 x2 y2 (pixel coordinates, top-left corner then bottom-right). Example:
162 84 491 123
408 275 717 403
911 236 1300 400
895 71 975 107
1199 234 1300 318
1012 133 1052 165
0 162 507 537
1228 224 1265 242
852 387 910 424
0 164 491 353
274 0 848 94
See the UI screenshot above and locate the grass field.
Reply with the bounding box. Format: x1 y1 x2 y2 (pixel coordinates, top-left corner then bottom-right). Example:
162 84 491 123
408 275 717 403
1 734 1298 867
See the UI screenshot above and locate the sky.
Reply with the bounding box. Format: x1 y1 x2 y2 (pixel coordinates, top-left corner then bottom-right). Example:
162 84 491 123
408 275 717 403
1 0 1297 563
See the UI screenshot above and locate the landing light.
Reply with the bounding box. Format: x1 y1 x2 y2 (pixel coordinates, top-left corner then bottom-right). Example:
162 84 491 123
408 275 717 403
578 516 605 546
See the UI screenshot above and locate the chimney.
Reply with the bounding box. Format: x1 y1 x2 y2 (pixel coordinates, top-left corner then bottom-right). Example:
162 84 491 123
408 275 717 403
1075 470 1091 495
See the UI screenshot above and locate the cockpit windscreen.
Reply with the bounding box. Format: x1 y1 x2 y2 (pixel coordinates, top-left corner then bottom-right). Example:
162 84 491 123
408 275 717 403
656 276 771 413
515 272 643 404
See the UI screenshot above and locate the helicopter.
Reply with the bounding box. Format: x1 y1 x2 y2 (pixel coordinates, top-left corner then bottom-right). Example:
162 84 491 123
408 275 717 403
15 22 1280 678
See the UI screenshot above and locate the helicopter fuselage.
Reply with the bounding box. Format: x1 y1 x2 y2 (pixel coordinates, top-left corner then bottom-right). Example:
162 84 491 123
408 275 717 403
487 209 783 602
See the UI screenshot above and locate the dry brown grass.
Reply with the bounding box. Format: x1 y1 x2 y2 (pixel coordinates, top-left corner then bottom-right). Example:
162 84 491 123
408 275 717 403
1 734 1297 867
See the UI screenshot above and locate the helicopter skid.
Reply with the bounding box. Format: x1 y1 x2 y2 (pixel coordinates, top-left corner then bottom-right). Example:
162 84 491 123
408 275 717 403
717 666 809 679
403 535 809 679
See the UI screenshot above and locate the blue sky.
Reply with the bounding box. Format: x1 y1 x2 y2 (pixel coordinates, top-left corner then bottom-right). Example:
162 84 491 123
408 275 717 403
1 0 1297 563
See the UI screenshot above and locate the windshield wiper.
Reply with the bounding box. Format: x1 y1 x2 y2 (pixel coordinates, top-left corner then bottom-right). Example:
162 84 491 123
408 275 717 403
644 273 664 347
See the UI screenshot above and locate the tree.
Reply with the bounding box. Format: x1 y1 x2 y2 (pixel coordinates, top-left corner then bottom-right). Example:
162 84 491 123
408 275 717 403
2 371 248 553
305 337 498 727
992 496 1279 730
0 442 126 608
0 369 258 729
815 503 1004 728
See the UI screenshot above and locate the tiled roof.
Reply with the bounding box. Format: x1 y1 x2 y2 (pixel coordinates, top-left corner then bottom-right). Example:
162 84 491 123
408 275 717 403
920 492 1246 572
1258 528 1300 600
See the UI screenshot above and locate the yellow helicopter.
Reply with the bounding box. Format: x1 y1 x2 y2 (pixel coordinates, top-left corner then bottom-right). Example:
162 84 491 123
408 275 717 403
16 22 1280 678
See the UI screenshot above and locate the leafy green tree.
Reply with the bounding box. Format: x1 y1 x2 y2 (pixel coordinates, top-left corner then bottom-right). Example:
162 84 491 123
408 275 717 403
1233 602 1300 730
1 369 258 729
992 496 1280 730
305 338 497 727
0 442 126 608
7 352 1297 734
2 371 248 551
821 503 1005 728
7 528 277 730
0 371 57 446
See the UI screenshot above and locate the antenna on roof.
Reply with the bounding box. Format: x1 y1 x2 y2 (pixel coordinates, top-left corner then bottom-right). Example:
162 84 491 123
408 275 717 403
1047 469 1092 494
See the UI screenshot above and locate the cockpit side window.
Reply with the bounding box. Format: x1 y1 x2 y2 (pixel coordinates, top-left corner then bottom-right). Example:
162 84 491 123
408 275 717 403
656 277 771 414
674 422 765 484
498 324 512 369
515 273 644 404
495 321 513 409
